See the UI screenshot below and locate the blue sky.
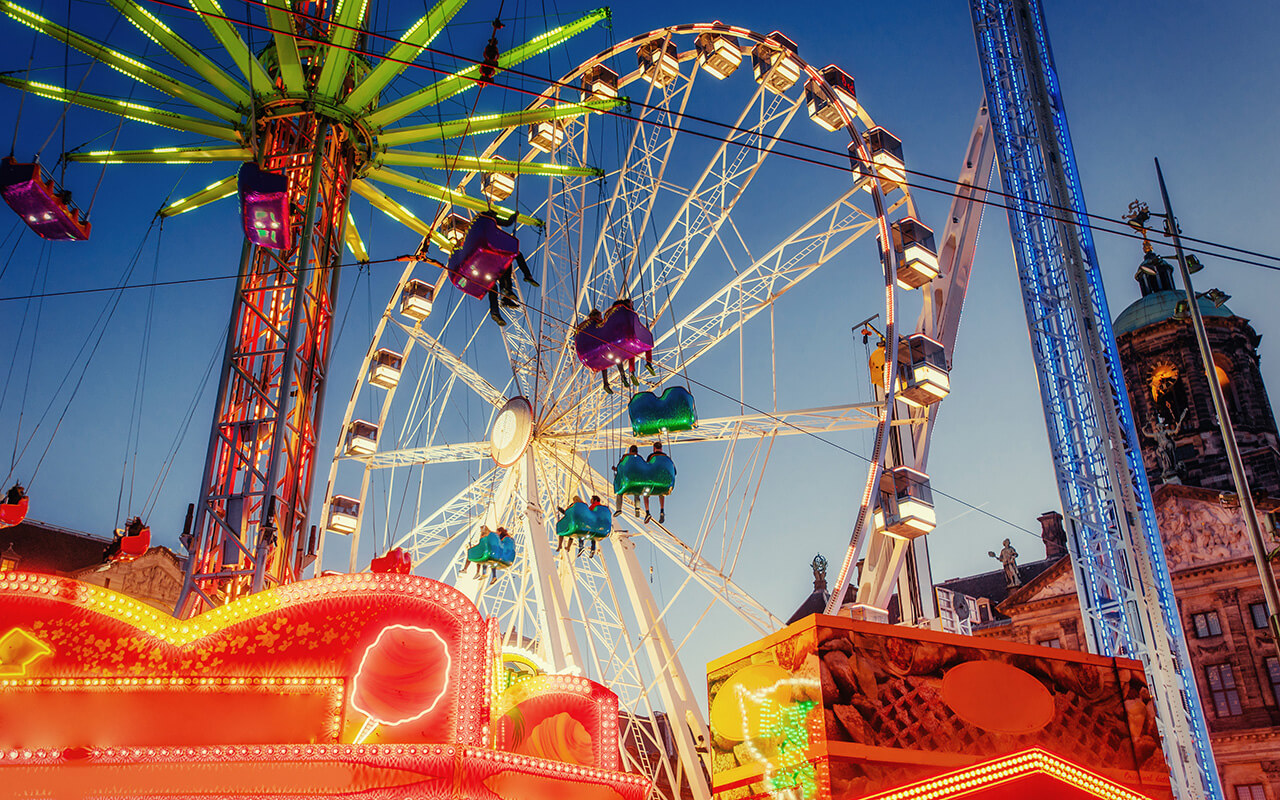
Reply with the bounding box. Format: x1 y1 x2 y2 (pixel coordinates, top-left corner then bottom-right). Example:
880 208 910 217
0 0 1277 672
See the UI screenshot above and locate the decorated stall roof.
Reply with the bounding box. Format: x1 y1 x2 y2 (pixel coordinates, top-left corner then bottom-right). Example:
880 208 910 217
0 572 648 799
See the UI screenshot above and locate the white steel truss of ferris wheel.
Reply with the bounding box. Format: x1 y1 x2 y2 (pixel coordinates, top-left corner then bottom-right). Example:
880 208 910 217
318 22 929 800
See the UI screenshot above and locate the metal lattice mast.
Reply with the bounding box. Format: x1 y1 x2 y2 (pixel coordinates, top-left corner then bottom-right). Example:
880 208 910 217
179 112 355 615
970 2 1219 799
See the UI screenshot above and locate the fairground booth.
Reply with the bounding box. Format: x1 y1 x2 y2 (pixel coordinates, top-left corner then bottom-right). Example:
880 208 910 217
708 615 1173 800
0 572 647 799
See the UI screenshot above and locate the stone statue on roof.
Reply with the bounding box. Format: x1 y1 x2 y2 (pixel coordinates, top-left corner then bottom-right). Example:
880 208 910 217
988 539 1021 588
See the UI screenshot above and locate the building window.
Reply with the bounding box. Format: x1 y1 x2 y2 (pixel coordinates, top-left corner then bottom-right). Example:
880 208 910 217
1038 637 1062 648
977 601 992 624
1149 363 1189 424
1251 603 1270 630
1191 611 1223 638
1237 785 1266 800
1205 663 1243 717
1266 658 1280 706
0 557 15 572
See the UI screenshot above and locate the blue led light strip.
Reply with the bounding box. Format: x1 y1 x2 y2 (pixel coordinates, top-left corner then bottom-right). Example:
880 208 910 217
968 2 1220 799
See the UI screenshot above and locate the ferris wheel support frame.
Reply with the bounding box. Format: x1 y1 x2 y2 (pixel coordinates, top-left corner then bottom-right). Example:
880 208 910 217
853 102 997 616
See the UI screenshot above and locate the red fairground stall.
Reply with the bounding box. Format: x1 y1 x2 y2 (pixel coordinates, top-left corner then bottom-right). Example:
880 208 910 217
0 572 649 800
707 615 1172 800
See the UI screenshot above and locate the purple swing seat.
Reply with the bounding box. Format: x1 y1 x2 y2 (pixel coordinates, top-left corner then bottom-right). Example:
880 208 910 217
574 302 654 372
446 214 519 299
0 157 91 241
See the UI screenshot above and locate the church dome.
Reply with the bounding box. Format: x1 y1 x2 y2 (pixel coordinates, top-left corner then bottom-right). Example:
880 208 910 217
1114 290 1235 336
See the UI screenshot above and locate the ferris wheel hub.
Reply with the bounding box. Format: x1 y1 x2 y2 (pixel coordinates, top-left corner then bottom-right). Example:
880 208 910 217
490 397 534 468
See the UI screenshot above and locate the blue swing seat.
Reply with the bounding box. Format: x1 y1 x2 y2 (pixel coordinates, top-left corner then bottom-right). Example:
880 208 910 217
467 531 516 566
614 453 676 497
628 386 697 437
555 502 613 539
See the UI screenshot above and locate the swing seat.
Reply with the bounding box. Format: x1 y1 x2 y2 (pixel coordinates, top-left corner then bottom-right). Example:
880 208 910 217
555 502 613 539
0 496 28 528
237 162 291 251
613 453 676 497
371 547 413 574
115 526 150 558
628 386 697 437
467 532 516 566
0 158 91 241
446 214 519 300
574 301 654 372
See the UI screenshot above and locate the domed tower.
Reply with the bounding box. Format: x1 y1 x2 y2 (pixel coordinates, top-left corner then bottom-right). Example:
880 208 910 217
1114 246 1280 495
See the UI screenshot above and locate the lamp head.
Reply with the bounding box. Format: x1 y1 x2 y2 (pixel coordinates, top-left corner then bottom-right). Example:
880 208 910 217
1203 288 1231 308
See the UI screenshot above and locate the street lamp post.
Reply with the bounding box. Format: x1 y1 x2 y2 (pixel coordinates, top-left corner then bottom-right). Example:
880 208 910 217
1138 158 1280 652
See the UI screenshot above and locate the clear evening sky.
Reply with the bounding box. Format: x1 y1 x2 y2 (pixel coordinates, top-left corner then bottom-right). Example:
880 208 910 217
0 1 1277 673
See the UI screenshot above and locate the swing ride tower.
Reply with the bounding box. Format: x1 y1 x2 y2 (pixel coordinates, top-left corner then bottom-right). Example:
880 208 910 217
0 0 612 614
182 81 356 614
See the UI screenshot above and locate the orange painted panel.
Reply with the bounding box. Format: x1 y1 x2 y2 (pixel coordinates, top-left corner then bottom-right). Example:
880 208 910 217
707 615 1172 800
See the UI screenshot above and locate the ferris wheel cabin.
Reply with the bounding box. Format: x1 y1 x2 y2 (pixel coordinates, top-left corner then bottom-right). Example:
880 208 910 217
638 39 681 87
899 335 950 407
236 162 291 250
752 32 802 95
890 217 940 289
438 213 470 251
694 30 742 79
805 66 857 132
400 279 436 321
528 119 566 153
864 127 906 187
581 64 620 100
0 157 91 241
327 496 360 535
344 420 379 457
368 349 404 389
873 466 936 540
481 172 515 202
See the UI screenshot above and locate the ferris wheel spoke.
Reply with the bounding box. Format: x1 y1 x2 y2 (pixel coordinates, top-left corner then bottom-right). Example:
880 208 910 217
2 2 243 122
634 88 804 325
351 440 490 469
396 323 507 410
652 189 880 372
542 401 886 454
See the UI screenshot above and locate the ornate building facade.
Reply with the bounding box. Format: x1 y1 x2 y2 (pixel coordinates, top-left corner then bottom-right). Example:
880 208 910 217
935 250 1280 799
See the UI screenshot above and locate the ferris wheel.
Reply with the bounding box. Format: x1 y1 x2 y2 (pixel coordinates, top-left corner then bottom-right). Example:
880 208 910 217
319 22 938 794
